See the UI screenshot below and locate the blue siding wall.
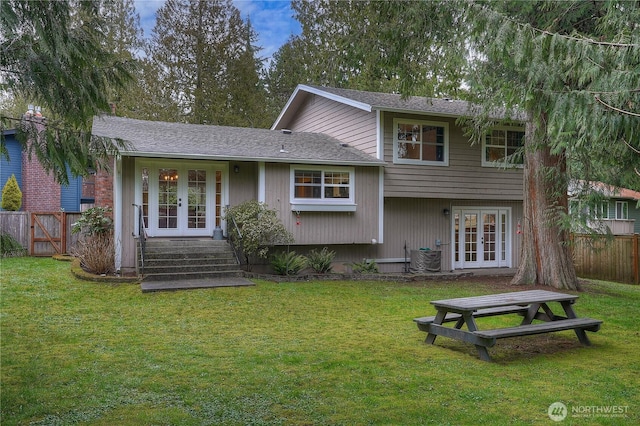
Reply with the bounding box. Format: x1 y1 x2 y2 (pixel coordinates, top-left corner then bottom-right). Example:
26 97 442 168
61 173 82 212
1 131 23 211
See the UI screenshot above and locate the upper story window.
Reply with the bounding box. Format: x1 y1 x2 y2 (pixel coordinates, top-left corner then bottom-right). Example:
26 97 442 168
291 166 356 212
483 128 525 167
393 119 449 166
616 201 629 220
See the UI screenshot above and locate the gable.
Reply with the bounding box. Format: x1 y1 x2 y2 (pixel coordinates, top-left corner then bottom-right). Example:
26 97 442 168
278 93 378 157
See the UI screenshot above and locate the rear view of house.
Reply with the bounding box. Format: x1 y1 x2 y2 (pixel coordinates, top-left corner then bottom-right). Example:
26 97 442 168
272 85 525 272
93 85 525 275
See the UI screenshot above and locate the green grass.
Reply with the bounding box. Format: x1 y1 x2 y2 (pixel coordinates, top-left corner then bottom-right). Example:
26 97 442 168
1 257 638 425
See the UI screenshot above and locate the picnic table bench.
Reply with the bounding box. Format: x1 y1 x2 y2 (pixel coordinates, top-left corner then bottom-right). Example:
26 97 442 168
414 290 602 361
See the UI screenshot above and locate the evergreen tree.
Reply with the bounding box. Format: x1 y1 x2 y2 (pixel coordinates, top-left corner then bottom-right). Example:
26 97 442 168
223 19 270 128
264 35 310 121
146 0 268 126
97 0 146 118
265 0 468 115
1 174 22 211
0 0 135 184
463 1 640 289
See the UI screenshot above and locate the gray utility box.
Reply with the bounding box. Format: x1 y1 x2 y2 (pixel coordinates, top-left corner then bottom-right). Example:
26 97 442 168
410 250 441 273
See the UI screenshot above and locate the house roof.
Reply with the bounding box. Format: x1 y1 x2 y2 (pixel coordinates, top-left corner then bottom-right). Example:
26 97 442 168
272 84 523 130
91 115 384 167
570 180 640 201
591 182 640 201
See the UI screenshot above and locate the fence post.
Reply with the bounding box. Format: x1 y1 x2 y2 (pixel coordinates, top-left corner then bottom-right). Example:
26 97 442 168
634 234 639 285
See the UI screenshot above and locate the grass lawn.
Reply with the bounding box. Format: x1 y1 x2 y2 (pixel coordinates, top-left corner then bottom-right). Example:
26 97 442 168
1 257 638 425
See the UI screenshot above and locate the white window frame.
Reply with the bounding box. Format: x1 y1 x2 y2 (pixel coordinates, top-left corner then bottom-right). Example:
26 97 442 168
596 202 610 219
615 201 629 220
290 166 356 212
482 127 525 168
393 118 449 166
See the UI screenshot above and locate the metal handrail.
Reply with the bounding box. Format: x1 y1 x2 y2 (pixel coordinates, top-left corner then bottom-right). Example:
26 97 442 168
132 204 146 276
226 212 244 267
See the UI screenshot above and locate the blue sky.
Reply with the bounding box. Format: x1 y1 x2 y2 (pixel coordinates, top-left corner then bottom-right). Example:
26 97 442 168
134 0 301 63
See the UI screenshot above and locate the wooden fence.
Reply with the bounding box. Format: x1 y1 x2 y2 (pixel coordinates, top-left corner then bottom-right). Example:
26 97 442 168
0 212 29 248
0 211 82 256
573 234 640 284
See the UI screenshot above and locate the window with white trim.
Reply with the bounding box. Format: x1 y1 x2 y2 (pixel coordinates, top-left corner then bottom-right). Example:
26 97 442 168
290 166 355 211
393 119 448 166
597 202 610 219
616 201 628 220
482 128 525 167
569 201 610 219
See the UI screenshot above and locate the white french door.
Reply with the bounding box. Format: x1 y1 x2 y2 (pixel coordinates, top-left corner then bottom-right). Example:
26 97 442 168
136 160 226 237
453 208 511 269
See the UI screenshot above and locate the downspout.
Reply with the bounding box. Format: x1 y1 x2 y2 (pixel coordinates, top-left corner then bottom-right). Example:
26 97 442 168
377 110 384 244
258 161 266 203
378 166 384 244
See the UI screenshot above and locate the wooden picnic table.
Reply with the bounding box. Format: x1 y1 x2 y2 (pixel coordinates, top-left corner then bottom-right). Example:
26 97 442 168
414 290 602 361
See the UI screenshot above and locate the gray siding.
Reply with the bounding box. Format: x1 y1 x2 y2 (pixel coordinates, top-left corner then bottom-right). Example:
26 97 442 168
288 95 378 156
381 198 453 271
228 161 258 207
383 113 523 200
382 112 523 200
120 156 136 274
270 198 523 274
263 163 380 245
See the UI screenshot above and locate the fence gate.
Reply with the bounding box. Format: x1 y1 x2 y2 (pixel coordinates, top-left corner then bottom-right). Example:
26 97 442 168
31 212 66 256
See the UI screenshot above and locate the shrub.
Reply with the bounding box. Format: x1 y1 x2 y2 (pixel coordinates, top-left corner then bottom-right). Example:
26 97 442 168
71 207 113 236
0 233 26 257
271 251 307 276
1 174 22 211
350 259 379 274
307 247 335 273
71 207 115 274
71 233 115 275
224 201 294 271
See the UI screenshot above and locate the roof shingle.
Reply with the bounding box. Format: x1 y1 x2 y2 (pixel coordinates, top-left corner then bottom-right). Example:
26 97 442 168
92 115 384 166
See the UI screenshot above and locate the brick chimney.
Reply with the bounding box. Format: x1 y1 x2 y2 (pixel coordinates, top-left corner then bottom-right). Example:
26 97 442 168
21 106 61 212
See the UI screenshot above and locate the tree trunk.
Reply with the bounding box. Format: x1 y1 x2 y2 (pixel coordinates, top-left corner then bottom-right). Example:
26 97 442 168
511 121 580 290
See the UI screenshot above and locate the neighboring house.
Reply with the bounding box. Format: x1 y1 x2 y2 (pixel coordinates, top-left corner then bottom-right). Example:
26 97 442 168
92 84 526 275
0 127 95 212
570 181 639 235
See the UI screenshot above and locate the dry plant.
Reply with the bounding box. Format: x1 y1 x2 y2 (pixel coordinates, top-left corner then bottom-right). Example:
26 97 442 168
71 233 115 275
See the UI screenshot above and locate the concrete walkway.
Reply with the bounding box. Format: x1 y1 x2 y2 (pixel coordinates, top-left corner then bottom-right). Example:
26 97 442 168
141 276 255 293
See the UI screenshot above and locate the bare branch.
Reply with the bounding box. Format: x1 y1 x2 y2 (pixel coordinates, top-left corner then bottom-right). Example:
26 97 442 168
594 96 640 117
623 138 640 155
534 27 638 48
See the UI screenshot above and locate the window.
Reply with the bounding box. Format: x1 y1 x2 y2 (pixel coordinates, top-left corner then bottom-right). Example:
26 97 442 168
616 201 629 220
394 119 448 166
482 128 525 167
291 167 355 211
597 202 609 219
569 201 610 219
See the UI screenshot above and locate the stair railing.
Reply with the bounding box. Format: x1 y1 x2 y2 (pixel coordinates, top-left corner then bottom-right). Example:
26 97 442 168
226 211 245 268
132 204 147 276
